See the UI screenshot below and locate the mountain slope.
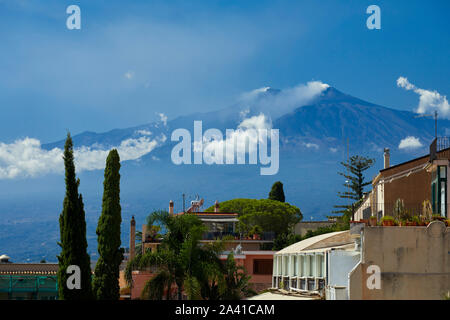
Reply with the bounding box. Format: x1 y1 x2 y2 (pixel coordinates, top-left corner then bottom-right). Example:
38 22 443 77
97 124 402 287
2 86 444 262
275 87 437 152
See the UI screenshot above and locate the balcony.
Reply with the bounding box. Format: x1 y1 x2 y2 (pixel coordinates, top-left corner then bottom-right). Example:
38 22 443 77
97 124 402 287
430 137 450 160
201 231 275 241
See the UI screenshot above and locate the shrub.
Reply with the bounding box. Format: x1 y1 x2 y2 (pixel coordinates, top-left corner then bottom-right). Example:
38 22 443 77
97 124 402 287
412 216 420 224
432 214 445 221
381 215 395 222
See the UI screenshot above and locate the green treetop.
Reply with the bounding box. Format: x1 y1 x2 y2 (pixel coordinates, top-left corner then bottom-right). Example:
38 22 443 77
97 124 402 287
268 181 285 202
57 133 93 300
93 149 124 300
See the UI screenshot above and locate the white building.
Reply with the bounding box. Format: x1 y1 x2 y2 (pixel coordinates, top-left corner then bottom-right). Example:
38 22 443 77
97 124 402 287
272 231 360 299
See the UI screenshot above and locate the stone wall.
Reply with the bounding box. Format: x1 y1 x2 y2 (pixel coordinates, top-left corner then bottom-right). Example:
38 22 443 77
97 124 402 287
294 221 335 237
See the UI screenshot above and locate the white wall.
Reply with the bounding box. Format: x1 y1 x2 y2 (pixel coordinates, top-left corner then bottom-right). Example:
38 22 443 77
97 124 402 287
328 250 360 288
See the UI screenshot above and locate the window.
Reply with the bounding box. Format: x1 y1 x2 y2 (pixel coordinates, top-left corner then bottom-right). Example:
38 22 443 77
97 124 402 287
303 255 308 277
273 258 277 276
318 279 325 290
299 255 304 277
441 181 446 217
293 256 298 276
254 259 273 275
440 166 447 178
277 256 282 276
283 256 288 276
317 255 323 277
300 278 306 290
309 255 315 277
432 166 447 217
307 278 316 291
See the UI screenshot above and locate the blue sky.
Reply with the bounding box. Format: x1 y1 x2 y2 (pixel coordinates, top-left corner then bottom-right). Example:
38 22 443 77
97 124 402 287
0 0 448 143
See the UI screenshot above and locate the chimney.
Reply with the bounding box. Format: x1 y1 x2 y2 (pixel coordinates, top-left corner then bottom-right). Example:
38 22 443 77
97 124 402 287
169 200 174 215
214 200 220 213
384 148 390 169
130 216 136 260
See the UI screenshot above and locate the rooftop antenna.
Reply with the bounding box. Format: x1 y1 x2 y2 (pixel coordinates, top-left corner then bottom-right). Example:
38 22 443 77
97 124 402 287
415 110 438 139
182 193 186 213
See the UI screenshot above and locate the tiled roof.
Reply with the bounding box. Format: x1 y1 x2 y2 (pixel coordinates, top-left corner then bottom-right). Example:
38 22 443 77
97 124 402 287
0 263 59 275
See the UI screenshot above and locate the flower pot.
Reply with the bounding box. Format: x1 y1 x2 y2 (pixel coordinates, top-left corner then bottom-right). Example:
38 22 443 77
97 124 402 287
369 217 377 227
360 219 369 226
382 220 394 227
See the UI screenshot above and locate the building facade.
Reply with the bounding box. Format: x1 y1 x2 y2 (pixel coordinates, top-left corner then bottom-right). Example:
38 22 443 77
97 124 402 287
349 221 449 300
272 221 449 300
355 141 450 221
126 199 275 299
272 231 360 298
0 256 58 300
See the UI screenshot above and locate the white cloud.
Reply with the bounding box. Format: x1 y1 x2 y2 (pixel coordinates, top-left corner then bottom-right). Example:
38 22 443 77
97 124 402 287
329 147 338 153
240 86 272 100
397 76 450 118
398 136 423 150
124 71 134 80
0 138 63 179
239 108 250 119
239 81 329 118
238 113 271 131
158 113 168 126
304 142 319 150
201 114 272 163
136 129 152 136
0 136 161 179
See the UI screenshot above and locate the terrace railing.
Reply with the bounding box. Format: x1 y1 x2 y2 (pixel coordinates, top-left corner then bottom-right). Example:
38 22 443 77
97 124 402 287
202 231 275 241
353 202 440 220
430 137 450 161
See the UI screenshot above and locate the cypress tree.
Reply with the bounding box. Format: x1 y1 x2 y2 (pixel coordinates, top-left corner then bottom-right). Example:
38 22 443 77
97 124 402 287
57 133 93 300
93 149 123 300
268 181 285 202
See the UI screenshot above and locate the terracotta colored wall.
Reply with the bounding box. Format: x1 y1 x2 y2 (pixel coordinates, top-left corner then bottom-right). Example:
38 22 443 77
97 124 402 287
242 254 273 292
130 254 274 298
383 169 431 215
131 271 154 299
118 270 127 289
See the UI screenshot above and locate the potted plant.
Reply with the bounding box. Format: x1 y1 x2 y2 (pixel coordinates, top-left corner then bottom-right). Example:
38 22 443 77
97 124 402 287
422 200 433 220
369 216 377 226
432 214 445 222
408 216 420 226
418 216 429 226
249 225 262 240
381 215 395 226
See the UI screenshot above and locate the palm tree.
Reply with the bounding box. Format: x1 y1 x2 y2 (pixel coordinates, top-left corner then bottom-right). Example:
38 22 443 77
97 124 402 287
125 210 209 300
125 210 255 300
